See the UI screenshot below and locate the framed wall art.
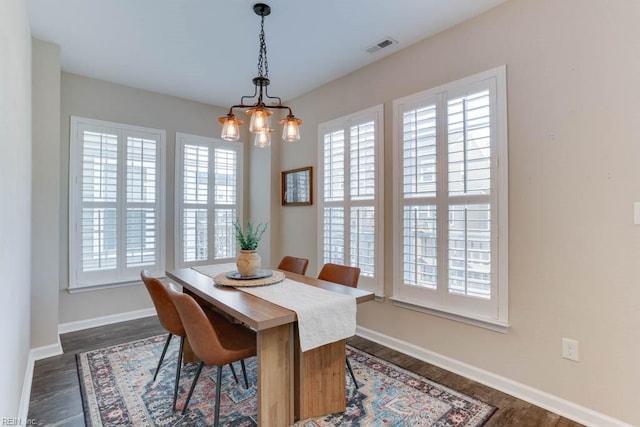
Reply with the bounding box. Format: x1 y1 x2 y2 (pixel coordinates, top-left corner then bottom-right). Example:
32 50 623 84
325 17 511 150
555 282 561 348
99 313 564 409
282 166 312 206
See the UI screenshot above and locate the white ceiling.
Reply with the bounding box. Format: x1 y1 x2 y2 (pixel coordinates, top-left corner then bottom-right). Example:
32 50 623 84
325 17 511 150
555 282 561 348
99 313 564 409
27 0 508 107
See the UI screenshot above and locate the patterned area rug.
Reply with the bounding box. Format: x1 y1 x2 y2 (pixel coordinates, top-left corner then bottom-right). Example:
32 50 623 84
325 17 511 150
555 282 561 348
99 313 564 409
77 335 496 426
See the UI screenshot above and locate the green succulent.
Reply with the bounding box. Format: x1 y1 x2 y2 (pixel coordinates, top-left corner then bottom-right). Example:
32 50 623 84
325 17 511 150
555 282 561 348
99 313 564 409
233 219 267 250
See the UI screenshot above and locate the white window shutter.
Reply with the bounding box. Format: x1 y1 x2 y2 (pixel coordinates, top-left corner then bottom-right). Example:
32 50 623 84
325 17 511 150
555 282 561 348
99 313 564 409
69 117 166 289
175 133 243 268
182 144 209 263
392 66 509 329
125 135 159 268
318 105 384 296
212 148 238 260
79 129 118 274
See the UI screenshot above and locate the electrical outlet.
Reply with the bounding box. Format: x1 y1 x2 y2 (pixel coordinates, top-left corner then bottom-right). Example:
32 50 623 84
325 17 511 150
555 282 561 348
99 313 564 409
562 338 579 362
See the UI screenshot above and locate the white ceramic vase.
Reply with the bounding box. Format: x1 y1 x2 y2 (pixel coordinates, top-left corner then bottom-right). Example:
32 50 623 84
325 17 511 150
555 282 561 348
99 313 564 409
236 249 261 277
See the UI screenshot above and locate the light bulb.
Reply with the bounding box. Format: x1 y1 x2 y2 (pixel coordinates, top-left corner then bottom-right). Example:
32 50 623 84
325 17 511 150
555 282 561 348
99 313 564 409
218 114 243 142
247 108 272 133
254 130 272 148
281 117 301 142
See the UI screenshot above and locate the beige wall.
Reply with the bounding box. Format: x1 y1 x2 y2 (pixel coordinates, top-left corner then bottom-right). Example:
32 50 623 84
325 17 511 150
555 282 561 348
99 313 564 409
249 145 273 266
0 0 32 417
58 73 232 323
31 38 61 348
278 0 640 424
248 134 284 267
25 0 639 422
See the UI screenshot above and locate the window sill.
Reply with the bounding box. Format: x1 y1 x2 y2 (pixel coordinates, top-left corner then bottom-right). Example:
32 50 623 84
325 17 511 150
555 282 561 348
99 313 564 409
67 275 167 294
389 296 510 333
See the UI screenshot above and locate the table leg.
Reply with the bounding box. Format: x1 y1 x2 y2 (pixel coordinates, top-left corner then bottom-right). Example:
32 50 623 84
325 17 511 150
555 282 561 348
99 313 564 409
257 323 293 426
181 337 198 363
295 335 346 420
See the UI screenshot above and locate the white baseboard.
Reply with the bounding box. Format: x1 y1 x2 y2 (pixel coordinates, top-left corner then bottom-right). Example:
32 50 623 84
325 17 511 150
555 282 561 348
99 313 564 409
58 308 157 335
18 338 63 423
18 351 35 424
30 338 63 361
21 310 156 422
355 326 633 427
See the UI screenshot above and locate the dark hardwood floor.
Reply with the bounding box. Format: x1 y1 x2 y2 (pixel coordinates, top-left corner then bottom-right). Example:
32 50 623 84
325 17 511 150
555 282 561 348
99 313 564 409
348 336 582 427
28 317 582 426
28 316 166 427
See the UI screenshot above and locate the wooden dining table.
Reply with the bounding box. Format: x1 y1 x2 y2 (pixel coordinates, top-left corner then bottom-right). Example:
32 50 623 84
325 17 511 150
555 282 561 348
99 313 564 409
166 265 374 426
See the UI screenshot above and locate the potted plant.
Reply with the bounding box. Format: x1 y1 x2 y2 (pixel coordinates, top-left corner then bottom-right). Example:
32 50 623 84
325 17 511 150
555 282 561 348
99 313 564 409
233 219 267 277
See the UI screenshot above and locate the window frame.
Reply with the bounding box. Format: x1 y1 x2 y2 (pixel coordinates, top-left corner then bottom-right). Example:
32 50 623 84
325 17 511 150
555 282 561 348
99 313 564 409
68 116 166 290
391 66 509 331
174 132 244 269
317 105 384 297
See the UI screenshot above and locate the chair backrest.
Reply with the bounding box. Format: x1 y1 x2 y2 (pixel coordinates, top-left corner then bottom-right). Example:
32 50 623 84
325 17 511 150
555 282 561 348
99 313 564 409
166 287 236 366
317 263 361 288
140 270 185 336
277 256 309 275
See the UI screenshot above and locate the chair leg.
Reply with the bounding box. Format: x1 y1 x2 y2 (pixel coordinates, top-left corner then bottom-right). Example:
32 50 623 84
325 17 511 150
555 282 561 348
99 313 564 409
173 336 185 412
182 361 204 415
214 365 223 427
240 359 249 389
228 362 239 384
153 333 172 381
346 356 359 389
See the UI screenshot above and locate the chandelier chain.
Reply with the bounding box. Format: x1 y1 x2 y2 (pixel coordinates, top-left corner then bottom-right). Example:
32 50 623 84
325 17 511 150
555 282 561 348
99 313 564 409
219 3 301 145
257 15 269 79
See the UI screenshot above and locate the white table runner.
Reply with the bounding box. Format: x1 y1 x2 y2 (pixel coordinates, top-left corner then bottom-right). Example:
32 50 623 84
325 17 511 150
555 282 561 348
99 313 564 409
192 263 356 352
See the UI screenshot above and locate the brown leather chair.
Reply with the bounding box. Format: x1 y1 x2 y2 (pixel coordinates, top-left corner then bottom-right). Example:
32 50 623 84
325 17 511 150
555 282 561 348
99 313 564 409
277 256 309 275
141 271 245 412
167 287 257 424
318 263 360 287
317 263 361 389
140 270 187 411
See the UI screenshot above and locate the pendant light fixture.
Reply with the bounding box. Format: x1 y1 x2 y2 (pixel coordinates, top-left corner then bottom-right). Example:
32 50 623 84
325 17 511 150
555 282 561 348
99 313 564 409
218 3 302 148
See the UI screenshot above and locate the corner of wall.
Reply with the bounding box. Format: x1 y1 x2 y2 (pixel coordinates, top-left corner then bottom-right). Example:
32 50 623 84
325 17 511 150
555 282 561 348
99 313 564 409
31 36 62 349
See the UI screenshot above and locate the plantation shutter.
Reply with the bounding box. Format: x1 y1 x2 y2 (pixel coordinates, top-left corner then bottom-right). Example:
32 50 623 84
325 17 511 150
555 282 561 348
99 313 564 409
446 89 492 299
318 105 384 296
212 148 238 260
393 66 508 327
176 133 243 268
322 130 345 264
79 128 119 277
125 134 160 269
70 117 165 289
400 100 439 289
349 121 376 277
182 143 209 263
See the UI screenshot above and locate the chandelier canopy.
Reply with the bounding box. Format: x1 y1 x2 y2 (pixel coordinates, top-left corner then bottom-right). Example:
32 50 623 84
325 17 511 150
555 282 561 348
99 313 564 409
218 3 302 148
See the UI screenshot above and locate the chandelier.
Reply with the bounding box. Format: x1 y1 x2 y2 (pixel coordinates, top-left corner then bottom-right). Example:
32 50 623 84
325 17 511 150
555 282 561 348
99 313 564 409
218 3 302 148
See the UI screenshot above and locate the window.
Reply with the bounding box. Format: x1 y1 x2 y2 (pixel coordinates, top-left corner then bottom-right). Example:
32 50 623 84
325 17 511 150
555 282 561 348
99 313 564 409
392 67 509 330
69 117 166 289
175 133 243 268
318 105 384 296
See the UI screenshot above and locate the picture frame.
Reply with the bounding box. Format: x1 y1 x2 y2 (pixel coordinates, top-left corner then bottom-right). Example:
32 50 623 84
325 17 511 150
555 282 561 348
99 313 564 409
282 166 312 206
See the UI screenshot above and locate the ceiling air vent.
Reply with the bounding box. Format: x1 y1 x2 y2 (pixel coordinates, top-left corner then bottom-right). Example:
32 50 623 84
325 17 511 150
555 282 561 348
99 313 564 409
366 37 397 54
